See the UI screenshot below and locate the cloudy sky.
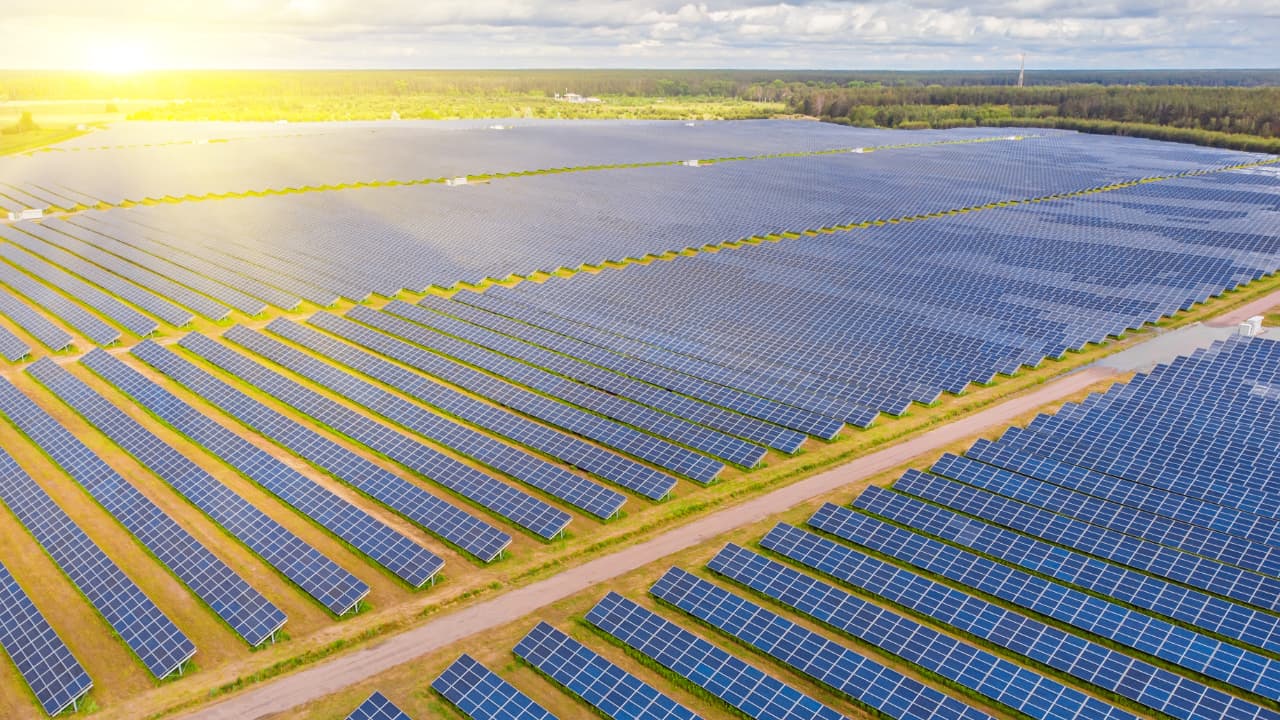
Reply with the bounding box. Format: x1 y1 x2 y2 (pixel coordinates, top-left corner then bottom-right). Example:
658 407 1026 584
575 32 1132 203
2 1 1277 70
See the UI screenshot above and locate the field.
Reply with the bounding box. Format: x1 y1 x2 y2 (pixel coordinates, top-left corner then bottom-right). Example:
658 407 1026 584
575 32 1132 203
0 103 1276 720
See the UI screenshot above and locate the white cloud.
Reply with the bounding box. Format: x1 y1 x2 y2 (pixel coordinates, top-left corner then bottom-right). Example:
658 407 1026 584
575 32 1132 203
0 1 1275 69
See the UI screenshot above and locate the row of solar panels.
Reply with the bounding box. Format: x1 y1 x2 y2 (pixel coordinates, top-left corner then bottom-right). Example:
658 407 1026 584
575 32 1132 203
391 336 1280 720
462 165 1280 424
0 319 815 715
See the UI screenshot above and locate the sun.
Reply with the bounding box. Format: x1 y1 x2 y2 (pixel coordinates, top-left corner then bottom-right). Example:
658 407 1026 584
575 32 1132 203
86 43 151 75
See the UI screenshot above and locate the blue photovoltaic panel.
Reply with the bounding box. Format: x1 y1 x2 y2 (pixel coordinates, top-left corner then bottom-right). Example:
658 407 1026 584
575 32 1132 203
514 622 701 720
382 301 768 468
760 523 1280 720
14 220 232 322
336 308 723 483
0 288 72 352
24 358 370 616
0 240 158 337
0 368 286 646
0 262 120 345
266 317 677 501
708 544 1137 720
0 444 194 678
420 295 842 439
345 691 412 720
128 340 511 563
224 324 625 520
81 348 444 588
177 331 571 540
413 295 806 453
432 654 557 720
0 224 194 327
0 561 93 717
928 452 1280 578
806 503 1280 701
893 469 1280 614
0 323 29 362
586 591 848 720
853 485 1280 657
963 437 1280 549
651 568 994 720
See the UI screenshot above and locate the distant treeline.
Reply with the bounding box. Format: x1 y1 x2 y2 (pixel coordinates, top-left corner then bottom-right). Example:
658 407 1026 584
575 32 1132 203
780 84 1280 148
4 68 1280 102
3 69 1279 152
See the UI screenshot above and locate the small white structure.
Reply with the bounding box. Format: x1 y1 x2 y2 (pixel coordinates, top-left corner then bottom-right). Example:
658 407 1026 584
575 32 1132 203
1006 135 1024 141
556 93 602 104
488 124 510 131
684 122 696 127
10 209 43 221
390 111 401 121
1238 315 1266 337
681 159 700 167
850 147 865 154
446 177 469 187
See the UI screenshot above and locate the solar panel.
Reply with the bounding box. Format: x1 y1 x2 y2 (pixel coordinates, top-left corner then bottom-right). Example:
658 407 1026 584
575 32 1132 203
586 591 848 720
224 324 626 520
0 261 120 345
338 307 723 483
266 317 677 501
806 503 1280 701
24 357 370 616
80 348 444 588
425 294 842 439
381 301 768 468
514 622 700 720
0 323 29 362
0 443 194 678
432 654 557 720
0 366 286 646
345 691 412 720
708 543 1137 720
854 485 1280 657
760 522 1276 720
0 288 71 351
651 567 995 720
177 331 571 540
411 295 806 453
0 561 93 716
0 223 194 327
893 469 1280 614
129 339 511 563
0 241 158 337
15 220 231 321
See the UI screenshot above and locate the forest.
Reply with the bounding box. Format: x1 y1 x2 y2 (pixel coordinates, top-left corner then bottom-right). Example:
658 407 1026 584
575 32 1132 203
2 69 1279 153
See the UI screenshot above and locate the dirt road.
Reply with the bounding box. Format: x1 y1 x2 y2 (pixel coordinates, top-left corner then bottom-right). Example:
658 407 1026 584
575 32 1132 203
182 363 1120 720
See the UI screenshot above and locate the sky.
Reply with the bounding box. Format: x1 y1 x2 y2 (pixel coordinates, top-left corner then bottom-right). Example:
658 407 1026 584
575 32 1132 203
1 1 1278 71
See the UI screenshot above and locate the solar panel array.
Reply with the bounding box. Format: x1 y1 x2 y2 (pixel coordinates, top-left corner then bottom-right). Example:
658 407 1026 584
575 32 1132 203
340 307 725 483
128 339 510 562
432 654 557 720
738 335 1280 720
586 592 848 720
24 357 371 616
222 324 626 520
0 561 93 716
0 442 195 679
264 317 677 501
345 691 412 720
514 621 701 720
80 348 444 588
0 365 286 646
177 331 572 539
0 288 71 351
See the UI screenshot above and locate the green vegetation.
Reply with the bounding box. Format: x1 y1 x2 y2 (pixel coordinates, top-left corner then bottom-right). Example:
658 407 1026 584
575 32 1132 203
3 70 1279 154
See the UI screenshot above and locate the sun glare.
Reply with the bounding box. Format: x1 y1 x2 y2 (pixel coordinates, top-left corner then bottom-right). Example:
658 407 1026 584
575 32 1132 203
86 43 151 74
